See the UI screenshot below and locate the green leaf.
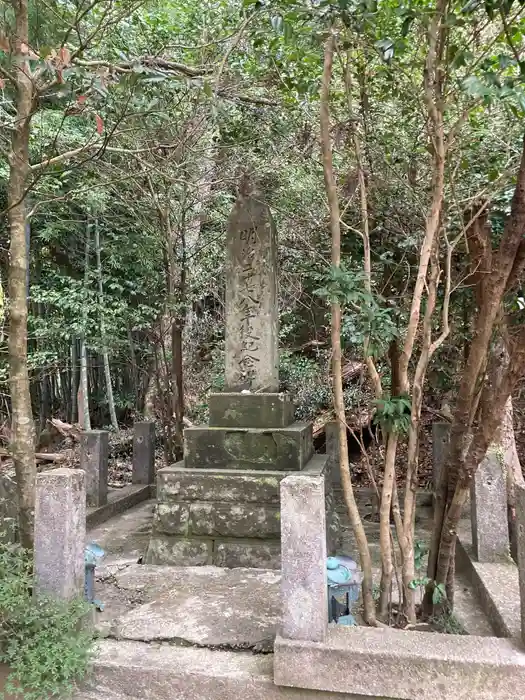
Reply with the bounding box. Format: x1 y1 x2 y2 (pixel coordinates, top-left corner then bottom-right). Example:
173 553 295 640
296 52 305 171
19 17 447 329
462 75 488 97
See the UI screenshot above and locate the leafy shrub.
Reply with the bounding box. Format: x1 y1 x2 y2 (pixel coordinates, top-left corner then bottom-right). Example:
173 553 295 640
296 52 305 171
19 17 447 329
0 538 95 699
279 351 331 421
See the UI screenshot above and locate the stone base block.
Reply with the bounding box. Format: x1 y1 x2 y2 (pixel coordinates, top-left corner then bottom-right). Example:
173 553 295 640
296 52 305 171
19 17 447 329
184 423 313 471
146 454 334 570
144 535 280 568
157 464 283 504
154 501 281 539
208 393 295 429
215 540 280 568
144 536 212 566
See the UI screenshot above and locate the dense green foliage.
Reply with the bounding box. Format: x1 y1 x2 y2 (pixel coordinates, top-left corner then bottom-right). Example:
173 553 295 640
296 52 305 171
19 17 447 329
0 538 94 699
0 0 522 433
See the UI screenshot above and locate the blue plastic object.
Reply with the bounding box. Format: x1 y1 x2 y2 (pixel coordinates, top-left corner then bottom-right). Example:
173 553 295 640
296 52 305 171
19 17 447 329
326 556 362 626
84 543 105 611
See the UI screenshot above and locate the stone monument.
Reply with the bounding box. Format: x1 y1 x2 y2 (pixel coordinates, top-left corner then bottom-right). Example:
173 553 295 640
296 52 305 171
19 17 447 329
145 177 335 568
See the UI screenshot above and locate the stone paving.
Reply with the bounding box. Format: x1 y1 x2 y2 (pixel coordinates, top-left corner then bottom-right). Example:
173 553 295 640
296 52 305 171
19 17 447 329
89 497 494 646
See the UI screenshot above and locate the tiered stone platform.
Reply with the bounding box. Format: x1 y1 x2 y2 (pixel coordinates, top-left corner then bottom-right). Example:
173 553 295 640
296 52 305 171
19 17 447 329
145 393 336 567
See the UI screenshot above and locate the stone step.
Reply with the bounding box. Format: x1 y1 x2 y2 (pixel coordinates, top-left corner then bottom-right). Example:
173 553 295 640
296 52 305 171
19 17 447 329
75 640 338 700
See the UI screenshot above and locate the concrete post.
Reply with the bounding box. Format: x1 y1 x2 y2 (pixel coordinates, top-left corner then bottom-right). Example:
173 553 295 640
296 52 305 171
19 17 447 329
325 421 340 489
432 422 450 494
132 421 155 485
280 472 327 642
34 468 85 600
515 482 525 646
80 430 109 507
471 450 510 563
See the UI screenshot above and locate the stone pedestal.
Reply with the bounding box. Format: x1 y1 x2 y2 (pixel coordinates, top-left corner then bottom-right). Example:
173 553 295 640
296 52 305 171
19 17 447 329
146 181 338 568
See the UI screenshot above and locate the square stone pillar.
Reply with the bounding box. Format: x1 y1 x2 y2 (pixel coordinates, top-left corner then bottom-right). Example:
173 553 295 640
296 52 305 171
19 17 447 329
325 421 340 489
471 450 510 562
132 421 155 485
80 430 108 507
432 422 450 494
515 482 525 646
34 468 85 600
280 472 327 642
224 179 278 393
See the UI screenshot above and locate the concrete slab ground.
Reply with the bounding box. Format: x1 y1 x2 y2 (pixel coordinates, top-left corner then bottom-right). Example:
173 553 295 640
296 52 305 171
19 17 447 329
100 565 280 650
80 491 521 700
76 639 386 700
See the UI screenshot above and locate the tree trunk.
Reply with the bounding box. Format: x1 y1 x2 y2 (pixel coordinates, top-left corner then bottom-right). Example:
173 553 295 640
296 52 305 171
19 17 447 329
378 432 398 619
7 0 37 549
426 137 525 598
320 33 377 626
70 338 78 423
79 221 91 431
94 218 118 431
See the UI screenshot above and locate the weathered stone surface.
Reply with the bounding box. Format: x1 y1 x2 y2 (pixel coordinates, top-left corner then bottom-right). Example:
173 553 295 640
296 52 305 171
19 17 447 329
456 533 519 638
81 430 109 507
76 639 382 700
132 421 155 485
471 450 510 562
184 424 313 472
144 535 212 566
189 502 280 539
275 626 525 700
325 484 341 556
34 468 85 600
208 393 295 429
280 472 327 643
324 421 340 489
432 422 450 493
157 464 283 504
214 540 280 569
225 180 278 393
155 503 190 535
154 500 280 539
302 454 339 556
0 470 17 542
87 485 151 531
516 482 525 645
112 566 281 648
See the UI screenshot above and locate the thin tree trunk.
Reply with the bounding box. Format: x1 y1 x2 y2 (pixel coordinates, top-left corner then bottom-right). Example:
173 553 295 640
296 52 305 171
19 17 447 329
7 0 36 548
94 218 118 431
378 432 398 618
320 33 377 626
344 51 382 400
79 221 91 431
127 325 139 408
70 338 78 423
